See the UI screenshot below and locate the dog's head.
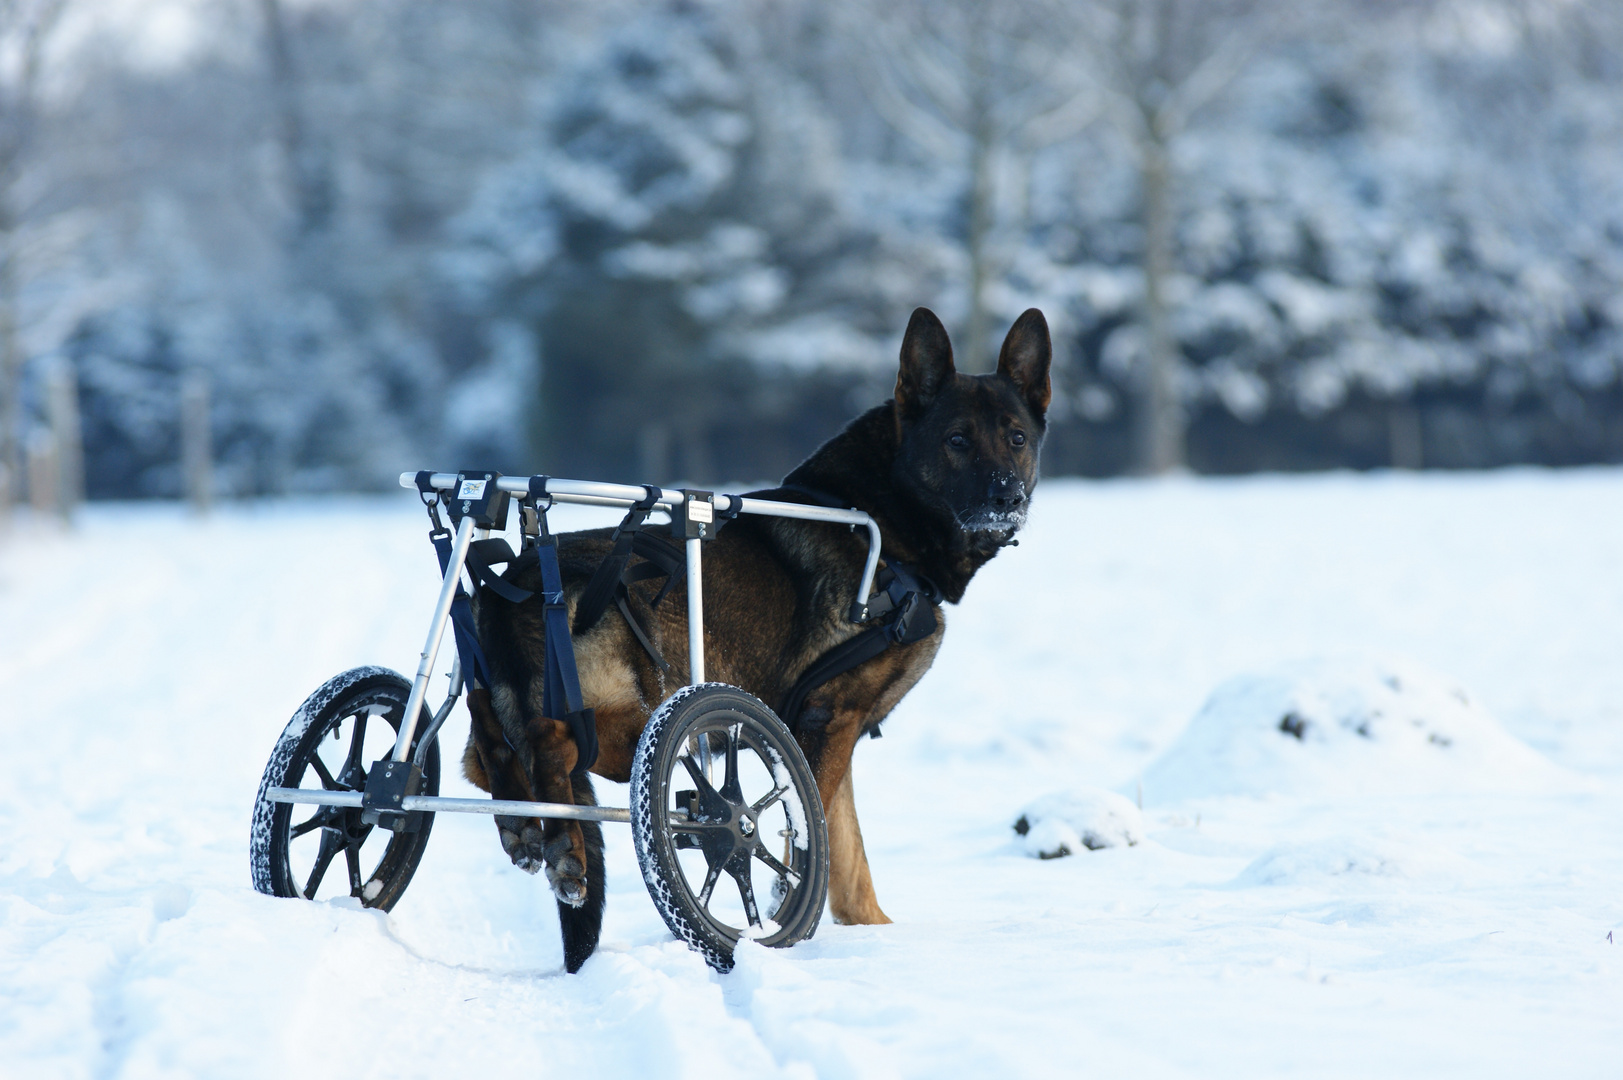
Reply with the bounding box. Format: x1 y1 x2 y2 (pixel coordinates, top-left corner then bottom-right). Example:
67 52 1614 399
890 307 1051 548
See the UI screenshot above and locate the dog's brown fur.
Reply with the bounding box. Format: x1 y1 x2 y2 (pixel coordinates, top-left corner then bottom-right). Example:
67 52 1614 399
462 307 1052 970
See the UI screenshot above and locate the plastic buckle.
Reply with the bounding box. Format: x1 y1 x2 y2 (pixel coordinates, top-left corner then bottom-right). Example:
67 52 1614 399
887 591 920 644
520 475 553 549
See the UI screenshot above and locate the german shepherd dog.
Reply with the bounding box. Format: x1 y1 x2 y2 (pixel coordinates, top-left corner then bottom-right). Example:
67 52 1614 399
461 307 1051 971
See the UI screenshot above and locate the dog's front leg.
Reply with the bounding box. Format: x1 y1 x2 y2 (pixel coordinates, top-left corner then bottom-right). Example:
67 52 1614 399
826 765 892 925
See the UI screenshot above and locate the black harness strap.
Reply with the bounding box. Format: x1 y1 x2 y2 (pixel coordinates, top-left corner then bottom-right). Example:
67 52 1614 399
572 487 662 636
611 531 688 674
569 496 687 674
615 592 669 673
777 627 892 735
777 561 941 735
464 538 532 604
625 531 686 609
756 483 944 738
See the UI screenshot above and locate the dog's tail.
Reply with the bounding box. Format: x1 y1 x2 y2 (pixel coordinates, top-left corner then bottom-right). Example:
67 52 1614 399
559 771 606 974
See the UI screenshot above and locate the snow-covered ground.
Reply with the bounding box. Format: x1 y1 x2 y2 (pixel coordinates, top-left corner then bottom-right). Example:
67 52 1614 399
3 469 1621 1079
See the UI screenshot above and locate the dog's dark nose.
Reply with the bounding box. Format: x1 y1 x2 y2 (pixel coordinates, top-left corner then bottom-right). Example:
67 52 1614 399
989 476 1025 510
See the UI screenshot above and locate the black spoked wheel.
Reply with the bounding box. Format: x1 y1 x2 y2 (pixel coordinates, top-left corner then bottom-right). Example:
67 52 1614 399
631 683 829 971
250 666 440 911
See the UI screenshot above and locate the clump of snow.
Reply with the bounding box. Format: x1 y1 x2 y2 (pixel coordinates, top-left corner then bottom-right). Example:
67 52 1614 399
1013 788 1143 859
1139 657 1571 803
1234 836 1479 888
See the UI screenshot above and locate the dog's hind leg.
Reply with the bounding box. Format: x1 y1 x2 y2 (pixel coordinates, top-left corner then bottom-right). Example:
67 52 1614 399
558 771 605 973
826 766 892 925
463 688 552 874
513 713 600 914
462 686 512 795
467 691 604 970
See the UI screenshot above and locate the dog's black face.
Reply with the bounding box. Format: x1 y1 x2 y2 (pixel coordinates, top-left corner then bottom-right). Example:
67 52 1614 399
890 308 1052 550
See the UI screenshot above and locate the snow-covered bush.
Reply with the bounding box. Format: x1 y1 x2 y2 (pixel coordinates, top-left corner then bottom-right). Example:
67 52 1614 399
1013 788 1143 859
1139 657 1569 803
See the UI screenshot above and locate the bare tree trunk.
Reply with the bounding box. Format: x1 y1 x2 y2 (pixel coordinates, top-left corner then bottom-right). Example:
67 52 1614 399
259 0 333 245
962 14 996 370
0 0 70 522
1134 131 1183 474
0 235 20 523
1388 400 1423 470
964 108 995 369
27 428 55 517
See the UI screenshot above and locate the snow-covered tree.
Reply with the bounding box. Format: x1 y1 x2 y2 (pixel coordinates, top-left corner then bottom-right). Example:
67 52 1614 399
449 0 914 481
7 0 1621 498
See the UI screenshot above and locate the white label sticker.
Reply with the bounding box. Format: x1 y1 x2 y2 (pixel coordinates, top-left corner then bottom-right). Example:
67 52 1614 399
690 500 713 523
457 479 488 500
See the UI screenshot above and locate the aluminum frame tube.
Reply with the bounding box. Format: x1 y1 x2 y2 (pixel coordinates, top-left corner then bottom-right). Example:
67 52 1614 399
412 656 463 770
400 471 885 622
403 472 694 509
264 786 632 824
686 536 704 685
734 498 885 619
390 514 476 763
401 795 630 823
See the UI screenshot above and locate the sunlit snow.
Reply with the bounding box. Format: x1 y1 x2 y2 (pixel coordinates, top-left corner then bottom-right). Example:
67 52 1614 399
2 470 1621 1078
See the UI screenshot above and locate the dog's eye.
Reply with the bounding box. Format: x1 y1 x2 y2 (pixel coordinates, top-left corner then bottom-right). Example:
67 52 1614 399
947 433 969 450
1011 432 1027 447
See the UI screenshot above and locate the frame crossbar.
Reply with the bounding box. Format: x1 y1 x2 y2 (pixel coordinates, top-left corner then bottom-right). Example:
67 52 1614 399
400 471 884 619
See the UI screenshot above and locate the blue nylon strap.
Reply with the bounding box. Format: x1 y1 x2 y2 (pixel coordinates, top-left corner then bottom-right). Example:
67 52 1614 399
534 533 599 775
432 532 495 691
427 468 598 777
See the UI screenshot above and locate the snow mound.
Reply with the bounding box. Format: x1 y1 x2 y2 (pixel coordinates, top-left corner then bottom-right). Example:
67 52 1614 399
1234 836 1477 888
1139 657 1569 803
1013 788 1143 858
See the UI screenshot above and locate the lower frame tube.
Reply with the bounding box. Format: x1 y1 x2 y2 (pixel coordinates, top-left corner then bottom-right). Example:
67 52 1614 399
264 787 632 824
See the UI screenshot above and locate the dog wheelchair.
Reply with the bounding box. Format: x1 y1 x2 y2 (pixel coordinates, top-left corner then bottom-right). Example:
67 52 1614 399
249 470 889 969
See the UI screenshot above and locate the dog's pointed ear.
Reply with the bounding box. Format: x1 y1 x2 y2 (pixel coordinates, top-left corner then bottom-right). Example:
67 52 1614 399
997 308 1052 421
895 307 955 422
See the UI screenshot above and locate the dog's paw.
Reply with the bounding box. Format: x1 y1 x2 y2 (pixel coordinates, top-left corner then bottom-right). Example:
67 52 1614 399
543 833 589 908
496 816 547 876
